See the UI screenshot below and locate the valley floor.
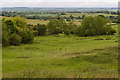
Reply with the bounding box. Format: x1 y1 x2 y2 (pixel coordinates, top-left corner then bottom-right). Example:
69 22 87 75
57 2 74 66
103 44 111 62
2 34 118 78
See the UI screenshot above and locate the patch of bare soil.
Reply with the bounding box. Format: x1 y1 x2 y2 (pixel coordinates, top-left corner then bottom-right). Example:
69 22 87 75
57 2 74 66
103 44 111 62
93 49 104 51
63 52 98 58
17 56 31 58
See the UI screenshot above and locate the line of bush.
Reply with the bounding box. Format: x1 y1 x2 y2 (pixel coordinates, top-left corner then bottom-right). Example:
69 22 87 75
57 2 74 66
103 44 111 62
31 16 116 37
2 17 34 46
2 16 116 46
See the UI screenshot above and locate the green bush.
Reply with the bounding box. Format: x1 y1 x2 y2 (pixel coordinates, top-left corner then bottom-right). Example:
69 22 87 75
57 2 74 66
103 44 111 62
9 34 22 46
47 19 77 35
18 29 34 44
2 21 10 46
47 19 67 34
2 17 34 46
34 24 47 36
63 22 77 35
76 16 116 36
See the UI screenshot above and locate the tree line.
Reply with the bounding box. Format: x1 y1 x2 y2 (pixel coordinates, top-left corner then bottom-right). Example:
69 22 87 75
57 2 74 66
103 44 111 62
1 11 119 23
2 16 116 46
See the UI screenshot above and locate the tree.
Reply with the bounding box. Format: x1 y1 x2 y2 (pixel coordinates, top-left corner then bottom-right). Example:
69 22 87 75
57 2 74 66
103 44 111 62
117 15 120 23
76 16 116 36
47 19 67 34
81 15 85 19
34 24 47 36
2 17 34 46
2 21 10 46
9 34 22 46
63 22 77 35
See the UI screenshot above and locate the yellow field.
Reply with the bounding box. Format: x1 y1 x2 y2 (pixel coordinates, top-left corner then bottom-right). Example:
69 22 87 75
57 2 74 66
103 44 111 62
26 19 49 25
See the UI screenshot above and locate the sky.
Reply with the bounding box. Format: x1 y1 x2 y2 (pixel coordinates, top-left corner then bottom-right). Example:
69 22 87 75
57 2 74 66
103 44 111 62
0 0 119 7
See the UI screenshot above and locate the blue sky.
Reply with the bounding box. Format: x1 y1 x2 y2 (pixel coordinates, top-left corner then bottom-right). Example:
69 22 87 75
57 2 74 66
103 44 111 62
1 0 119 7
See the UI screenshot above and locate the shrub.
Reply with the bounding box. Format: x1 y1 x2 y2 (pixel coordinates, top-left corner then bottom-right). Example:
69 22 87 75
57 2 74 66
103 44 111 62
47 19 77 35
2 17 34 46
76 16 116 36
9 34 22 46
2 21 10 46
5 19 17 34
18 29 34 44
63 22 77 35
47 19 67 34
2 36 9 46
34 24 47 36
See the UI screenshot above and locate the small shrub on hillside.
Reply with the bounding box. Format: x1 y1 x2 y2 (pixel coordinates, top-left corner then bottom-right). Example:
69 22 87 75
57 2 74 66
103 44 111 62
76 16 116 36
9 34 22 46
18 30 34 44
47 19 67 34
64 22 77 35
2 17 34 46
47 19 77 35
2 21 10 46
34 24 47 36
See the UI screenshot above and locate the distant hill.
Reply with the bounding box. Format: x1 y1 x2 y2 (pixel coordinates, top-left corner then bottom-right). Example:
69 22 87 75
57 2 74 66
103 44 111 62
1 7 118 12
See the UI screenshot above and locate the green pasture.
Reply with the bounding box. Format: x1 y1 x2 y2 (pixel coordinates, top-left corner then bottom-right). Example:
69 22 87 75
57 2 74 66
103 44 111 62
2 17 119 78
3 26 118 78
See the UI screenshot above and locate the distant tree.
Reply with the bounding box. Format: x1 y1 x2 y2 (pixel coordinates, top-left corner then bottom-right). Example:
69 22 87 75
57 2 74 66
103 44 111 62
81 15 85 19
76 16 116 36
47 19 67 34
98 15 106 18
34 24 47 36
2 17 34 46
61 12 66 15
69 15 74 20
117 15 120 23
9 33 22 46
2 21 10 46
63 22 77 35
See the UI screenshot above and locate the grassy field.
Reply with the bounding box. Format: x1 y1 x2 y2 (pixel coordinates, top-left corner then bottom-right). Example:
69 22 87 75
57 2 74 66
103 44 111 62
2 24 118 78
27 13 118 18
26 12 117 25
2 13 118 78
26 19 81 25
26 19 49 25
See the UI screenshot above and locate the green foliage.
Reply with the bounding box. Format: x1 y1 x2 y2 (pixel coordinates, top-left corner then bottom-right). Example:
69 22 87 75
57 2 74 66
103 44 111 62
34 24 47 36
3 35 118 78
2 17 34 46
18 29 34 44
76 16 116 36
117 15 120 23
98 15 106 18
13 17 27 28
47 19 77 35
64 22 77 35
2 21 10 46
9 34 22 46
47 19 67 34
4 19 17 34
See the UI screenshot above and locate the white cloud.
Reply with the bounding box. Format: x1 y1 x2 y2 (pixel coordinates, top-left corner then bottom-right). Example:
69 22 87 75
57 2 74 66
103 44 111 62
1 0 119 2
1 0 119 7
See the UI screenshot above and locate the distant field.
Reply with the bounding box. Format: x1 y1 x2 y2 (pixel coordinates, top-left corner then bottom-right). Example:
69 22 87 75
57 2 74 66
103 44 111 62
61 13 117 17
26 19 81 25
2 13 119 78
26 19 49 25
1 11 117 26
3 24 118 78
27 13 118 18
26 12 117 25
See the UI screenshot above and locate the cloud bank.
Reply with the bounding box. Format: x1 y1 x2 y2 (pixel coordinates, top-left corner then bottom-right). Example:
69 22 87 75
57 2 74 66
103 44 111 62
1 0 119 7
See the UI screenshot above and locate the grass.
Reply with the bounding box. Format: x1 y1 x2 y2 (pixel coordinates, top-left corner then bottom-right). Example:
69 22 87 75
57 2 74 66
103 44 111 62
3 32 118 78
2 15 118 78
25 12 117 25
26 19 49 25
